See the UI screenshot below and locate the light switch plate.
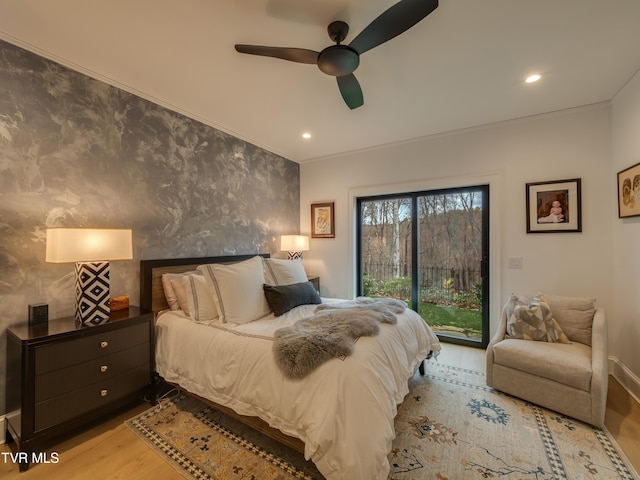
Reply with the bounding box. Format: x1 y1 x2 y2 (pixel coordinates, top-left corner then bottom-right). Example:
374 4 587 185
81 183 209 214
507 257 523 269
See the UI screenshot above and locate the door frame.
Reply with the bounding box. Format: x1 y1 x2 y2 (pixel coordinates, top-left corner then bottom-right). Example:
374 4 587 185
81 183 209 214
355 184 490 348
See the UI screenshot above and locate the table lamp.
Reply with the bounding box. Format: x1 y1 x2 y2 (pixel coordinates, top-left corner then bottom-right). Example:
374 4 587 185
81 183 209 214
280 235 309 260
46 228 133 325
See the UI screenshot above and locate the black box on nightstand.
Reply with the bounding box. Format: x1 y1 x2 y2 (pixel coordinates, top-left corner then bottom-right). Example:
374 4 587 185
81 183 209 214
28 303 48 326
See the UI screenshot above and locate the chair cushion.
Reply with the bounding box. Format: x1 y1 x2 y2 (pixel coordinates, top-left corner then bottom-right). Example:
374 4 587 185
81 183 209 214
492 338 593 391
544 295 595 346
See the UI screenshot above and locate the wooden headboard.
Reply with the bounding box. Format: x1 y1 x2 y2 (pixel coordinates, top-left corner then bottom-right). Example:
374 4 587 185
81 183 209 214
139 254 270 313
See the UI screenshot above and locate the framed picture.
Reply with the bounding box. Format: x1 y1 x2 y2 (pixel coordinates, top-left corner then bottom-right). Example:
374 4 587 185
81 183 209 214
526 178 582 233
311 202 335 238
617 162 640 219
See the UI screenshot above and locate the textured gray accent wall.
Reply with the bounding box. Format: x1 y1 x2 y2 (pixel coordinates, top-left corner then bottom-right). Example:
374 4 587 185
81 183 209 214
0 39 300 414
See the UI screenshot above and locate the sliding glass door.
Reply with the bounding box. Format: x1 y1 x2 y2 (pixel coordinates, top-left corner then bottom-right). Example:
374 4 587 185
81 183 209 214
357 185 489 348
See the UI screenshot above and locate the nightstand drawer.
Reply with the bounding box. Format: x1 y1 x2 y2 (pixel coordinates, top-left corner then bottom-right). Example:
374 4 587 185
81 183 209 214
35 343 150 402
34 365 150 432
34 322 149 374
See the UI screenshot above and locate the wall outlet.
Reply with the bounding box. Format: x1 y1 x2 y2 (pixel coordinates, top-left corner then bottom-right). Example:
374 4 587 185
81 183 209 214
507 257 523 269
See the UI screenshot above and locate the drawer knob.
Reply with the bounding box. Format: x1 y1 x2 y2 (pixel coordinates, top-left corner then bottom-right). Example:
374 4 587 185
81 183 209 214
100 365 108 373
100 341 108 349
100 389 108 397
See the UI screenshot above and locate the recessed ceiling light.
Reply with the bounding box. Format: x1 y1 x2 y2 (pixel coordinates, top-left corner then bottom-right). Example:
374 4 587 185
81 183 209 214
525 74 541 84
302 132 311 139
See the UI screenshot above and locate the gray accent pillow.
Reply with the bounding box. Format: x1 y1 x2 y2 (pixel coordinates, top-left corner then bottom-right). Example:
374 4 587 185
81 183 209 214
263 281 322 316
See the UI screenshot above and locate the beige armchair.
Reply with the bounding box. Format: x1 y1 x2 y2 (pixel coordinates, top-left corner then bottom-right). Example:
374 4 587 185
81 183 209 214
486 294 608 427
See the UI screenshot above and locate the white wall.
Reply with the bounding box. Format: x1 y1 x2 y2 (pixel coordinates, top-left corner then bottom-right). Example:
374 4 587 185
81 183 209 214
611 70 640 400
300 104 619 358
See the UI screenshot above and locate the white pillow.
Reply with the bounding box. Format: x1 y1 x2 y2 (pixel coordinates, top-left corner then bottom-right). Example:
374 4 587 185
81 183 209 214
161 271 200 311
198 256 270 324
263 258 308 286
182 274 218 322
170 277 191 315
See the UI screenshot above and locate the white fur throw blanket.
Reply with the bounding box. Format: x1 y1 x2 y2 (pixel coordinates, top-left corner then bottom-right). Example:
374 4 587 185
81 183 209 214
272 298 406 379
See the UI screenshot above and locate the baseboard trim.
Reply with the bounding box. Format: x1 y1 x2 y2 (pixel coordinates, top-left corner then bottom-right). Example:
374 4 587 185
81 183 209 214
608 356 640 405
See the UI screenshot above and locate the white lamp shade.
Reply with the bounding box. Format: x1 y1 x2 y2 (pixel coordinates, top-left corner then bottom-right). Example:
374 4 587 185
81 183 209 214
46 228 133 263
280 235 309 252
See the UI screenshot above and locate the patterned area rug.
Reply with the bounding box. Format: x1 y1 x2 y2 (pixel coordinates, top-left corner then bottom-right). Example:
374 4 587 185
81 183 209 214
125 393 321 479
394 362 639 479
126 363 639 480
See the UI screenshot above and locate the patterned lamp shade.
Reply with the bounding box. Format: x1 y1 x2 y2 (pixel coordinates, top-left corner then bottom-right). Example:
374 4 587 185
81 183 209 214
46 229 133 325
280 235 309 260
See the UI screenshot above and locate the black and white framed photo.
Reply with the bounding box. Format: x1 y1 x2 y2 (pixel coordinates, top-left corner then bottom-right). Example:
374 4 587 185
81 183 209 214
526 178 582 233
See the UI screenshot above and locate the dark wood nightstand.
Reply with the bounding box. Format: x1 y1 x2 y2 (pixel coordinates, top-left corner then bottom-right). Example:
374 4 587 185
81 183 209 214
5 307 154 471
308 276 320 293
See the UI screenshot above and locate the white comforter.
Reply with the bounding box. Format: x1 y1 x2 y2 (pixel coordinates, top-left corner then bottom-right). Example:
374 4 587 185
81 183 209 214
155 298 441 480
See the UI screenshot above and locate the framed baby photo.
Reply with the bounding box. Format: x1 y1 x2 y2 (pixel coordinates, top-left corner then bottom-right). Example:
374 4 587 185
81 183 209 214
526 178 582 233
311 202 335 238
617 162 640 218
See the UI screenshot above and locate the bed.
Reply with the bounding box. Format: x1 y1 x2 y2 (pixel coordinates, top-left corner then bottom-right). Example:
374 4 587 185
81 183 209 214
140 254 441 480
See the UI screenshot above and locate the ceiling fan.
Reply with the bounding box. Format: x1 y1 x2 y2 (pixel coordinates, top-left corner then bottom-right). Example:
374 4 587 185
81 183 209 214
235 0 439 110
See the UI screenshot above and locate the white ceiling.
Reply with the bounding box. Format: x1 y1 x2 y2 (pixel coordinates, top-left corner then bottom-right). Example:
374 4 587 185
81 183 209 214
1 0 640 163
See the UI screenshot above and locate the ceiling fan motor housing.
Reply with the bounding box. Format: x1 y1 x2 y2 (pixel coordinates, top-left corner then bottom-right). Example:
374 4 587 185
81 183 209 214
317 45 360 76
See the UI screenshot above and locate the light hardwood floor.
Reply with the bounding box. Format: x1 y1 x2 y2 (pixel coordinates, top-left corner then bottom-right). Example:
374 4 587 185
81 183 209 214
2 344 639 479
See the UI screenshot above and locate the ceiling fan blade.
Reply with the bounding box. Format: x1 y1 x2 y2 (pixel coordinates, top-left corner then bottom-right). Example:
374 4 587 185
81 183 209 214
337 74 364 109
235 45 319 64
349 0 438 55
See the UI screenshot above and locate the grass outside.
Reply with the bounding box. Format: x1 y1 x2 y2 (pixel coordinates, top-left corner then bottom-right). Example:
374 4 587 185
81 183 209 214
365 275 483 339
418 302 482 339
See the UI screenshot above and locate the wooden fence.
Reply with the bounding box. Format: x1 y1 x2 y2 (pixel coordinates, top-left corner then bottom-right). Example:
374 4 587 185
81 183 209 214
363 261 481 305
